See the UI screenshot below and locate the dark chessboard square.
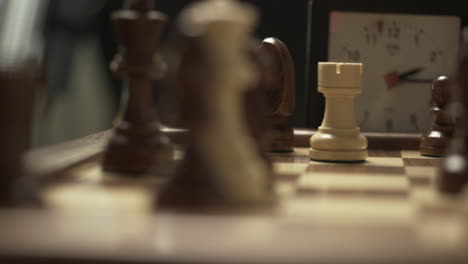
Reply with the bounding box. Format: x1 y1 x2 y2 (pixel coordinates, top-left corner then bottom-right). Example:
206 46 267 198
408 177 433 187
276 173 301 182
368 150 403 158
270 154 311 163
296 187 408 198
403 158 442 167
306 165 406 175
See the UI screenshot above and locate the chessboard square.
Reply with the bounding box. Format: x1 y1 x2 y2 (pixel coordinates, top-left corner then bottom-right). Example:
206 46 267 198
293 148 310 156
411 188 463 213
401 150 443 159
274 163 309 175
43 184 153 212
368 150 402 158
309 157 404 167
298 173 409 196
270 154 310 163
405 167 437 187
367 157 405 167
283 197 413 225
307 165 405 175
405 167 438 177
275 173 301 183
403 158 442 167
275 181 297 198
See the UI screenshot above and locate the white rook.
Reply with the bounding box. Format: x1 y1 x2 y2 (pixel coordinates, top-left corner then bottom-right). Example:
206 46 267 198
310 62 368 162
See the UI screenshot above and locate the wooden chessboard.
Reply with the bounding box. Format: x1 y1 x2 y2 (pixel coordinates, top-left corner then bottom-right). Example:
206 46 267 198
1 130 468 264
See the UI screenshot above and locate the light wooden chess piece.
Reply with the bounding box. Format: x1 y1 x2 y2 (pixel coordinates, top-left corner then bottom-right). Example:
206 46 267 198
309 62 368 162
158 0 274 210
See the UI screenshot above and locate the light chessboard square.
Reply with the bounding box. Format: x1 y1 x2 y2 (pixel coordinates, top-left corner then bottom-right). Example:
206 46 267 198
297 172 409 197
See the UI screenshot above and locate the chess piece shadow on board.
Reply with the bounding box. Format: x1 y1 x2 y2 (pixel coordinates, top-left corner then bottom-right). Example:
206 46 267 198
157 0 275 213
101 0 175 176
256 38 295 153
420 76 455 157
438 45 468 194
0 62 43 208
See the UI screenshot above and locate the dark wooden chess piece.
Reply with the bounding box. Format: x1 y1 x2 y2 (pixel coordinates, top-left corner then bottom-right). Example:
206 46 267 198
102 0 173 175
437 50 468 194
157 0 274 211
256 38 295 152
244 39 274 167
420 76 455 157
0 62 43 208
0 0 45 207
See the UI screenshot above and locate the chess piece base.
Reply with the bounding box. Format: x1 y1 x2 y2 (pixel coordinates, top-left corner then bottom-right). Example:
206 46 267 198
269 123 294 153
309 127 368 162
420 125 453 157
102 144 173 175
420 144 445 157
309 148 368 162
102 126 174 176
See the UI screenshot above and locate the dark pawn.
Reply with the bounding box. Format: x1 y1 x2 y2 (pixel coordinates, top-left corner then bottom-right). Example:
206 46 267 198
257 38 295 153
102 0 173 175
420 76 454 157
438 47 468 194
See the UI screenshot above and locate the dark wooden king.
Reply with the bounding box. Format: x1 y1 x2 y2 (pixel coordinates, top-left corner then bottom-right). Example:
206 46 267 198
102 0 173 175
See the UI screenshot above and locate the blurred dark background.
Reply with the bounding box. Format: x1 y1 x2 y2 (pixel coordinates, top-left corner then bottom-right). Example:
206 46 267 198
32 0 468 147
37 0 310 147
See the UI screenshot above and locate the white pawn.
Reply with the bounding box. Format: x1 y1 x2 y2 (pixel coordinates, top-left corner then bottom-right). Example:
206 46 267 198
310 62 368 162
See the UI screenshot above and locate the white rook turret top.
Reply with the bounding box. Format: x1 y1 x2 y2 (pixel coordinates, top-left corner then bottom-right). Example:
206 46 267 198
318 62 363 89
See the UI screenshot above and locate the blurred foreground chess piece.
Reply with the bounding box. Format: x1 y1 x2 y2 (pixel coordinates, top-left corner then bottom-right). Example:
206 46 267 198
0 0 45 207
102 0 173 175
256 38 295 152
420 76 455 157
309 63 368 162
438 50 468 194
0 63 43 208
158 0 274 211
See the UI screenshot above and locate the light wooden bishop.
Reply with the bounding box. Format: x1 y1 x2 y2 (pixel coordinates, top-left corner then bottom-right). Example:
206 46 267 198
310 62 368 162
